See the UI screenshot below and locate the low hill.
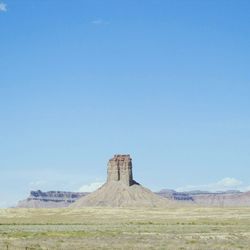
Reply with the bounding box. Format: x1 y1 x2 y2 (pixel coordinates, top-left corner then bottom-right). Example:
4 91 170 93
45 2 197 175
72 180 171 208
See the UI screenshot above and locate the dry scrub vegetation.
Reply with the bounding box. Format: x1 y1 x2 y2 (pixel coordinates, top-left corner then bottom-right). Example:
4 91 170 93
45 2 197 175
0 207 250 249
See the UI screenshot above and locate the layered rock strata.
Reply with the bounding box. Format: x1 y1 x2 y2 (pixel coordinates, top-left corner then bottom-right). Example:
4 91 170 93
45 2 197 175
107 155 133 186
17 190 88 208
72 154 171 207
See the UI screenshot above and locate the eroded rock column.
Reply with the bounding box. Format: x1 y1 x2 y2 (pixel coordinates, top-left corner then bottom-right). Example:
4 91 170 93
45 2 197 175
107 154 133 186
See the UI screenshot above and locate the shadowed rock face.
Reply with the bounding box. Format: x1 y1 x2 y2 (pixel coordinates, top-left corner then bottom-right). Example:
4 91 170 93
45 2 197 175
107 154 133 186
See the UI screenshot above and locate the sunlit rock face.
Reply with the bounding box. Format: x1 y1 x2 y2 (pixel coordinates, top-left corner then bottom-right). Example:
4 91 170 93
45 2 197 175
107 154 133 186
72 154 172 207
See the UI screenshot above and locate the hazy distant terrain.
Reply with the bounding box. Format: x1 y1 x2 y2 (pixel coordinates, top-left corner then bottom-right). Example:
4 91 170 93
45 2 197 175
157 189 250 207
17 190 88 208
18 189 250 208
1 207 250 249
12 156 250 249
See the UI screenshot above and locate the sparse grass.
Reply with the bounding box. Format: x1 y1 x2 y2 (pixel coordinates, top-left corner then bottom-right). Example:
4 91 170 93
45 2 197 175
0 207 250 249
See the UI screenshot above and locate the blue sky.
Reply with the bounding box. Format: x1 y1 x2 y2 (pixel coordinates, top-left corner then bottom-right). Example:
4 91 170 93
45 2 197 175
0 0 250 207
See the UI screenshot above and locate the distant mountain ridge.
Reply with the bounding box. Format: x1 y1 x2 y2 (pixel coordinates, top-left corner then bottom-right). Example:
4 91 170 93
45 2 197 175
16 155 250 208
17 189 250 208
17 190 88 208
156 189 250 207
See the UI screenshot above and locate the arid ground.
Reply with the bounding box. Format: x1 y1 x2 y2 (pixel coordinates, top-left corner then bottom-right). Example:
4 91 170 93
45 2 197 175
0 207 250 249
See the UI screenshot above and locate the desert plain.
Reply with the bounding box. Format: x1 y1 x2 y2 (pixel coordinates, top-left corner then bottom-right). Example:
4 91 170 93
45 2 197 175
0 206 250 250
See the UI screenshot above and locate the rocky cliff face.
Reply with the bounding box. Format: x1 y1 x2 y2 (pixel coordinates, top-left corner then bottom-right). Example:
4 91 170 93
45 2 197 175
107 154 133 186
16 156 250 208
17 190 88 208
72 154 172 207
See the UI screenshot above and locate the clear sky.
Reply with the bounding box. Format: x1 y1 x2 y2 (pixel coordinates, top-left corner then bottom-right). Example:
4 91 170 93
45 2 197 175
0 0 250 207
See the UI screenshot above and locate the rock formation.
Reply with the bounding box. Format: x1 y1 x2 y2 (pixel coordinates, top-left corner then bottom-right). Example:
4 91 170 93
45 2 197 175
107 155 133 186
156 190 250 207
189 191 250 207
71 154 171 207
17 190 88 208
16 155 250 208
17 189 250 208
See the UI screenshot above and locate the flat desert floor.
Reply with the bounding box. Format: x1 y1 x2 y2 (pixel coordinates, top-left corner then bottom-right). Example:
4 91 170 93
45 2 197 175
0 207 250 249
